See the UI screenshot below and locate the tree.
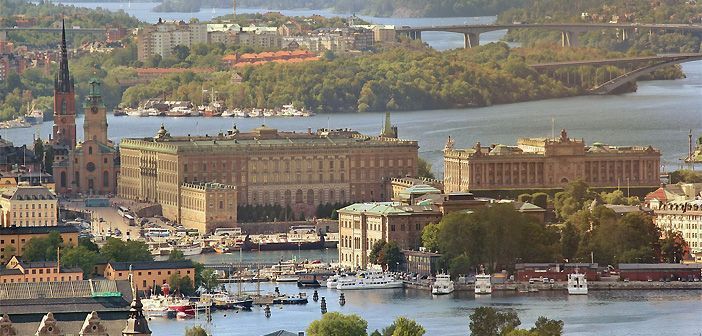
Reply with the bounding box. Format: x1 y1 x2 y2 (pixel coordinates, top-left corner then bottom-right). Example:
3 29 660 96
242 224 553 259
185 326 208 336
560 222 580 262
554 181 595 220
168 249 186 261
530 316 564 336
168 273 195 296
421 223 440 252
78 237 100 252
23 232 63 261
448 254 471 278
384 317 425 336
61 246 99 277
199 268 219 293
369 240 386 266
307 312 367 336
100 238 153 262
43 145 54 175
660 230 686 263
669 170 702 183
517 194 533 203
33 138 44 170
2 245 16 261
417 157 436 179
531 193 548 209
382 241 403 272
469 307 521 336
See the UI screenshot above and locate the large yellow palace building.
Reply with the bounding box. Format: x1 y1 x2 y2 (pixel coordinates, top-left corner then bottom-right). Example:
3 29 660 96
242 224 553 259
443 129 661 192
118 118 418 232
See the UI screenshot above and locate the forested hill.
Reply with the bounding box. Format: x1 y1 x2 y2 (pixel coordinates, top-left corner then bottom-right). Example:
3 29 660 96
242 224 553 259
154 0 528 17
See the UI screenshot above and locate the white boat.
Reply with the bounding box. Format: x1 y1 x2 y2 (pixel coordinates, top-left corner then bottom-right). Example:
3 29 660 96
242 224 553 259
221 109 236 117
146 108 163 116
432 273 455 295
336 270 403 290
126 109 148 117
474 274 492 294
175 243 202 256
326 274 341 288
567 273 588 295
275 274 300 282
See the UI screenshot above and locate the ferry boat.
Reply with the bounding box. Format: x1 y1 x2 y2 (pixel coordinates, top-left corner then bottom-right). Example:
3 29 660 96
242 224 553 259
336 270 403 290
326 274 342 288
474 274 492 294
567 273 588 295
272 292 308 304
166 106 192 117
125 108 148 117
200 292 253 310
432 273 455 295
297 272 335 288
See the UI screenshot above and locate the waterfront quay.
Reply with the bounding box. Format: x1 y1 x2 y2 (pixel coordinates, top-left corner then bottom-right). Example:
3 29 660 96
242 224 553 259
404 280 702 291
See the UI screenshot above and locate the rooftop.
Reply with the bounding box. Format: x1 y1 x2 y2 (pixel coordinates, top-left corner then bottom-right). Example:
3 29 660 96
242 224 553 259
0 225 79 235
1 185 56 201
338 202 441 216
108 260 194 271
618 263 702 270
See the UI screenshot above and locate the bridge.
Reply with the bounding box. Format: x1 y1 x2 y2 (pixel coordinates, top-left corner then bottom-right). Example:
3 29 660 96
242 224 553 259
528 53 702 94
203 262 280 271
396 23 702 48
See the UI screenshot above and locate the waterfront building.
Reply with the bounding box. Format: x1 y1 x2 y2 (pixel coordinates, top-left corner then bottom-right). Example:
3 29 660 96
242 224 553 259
104 260 195 290
0 255 83 283
390 176 444 202
0 225 78 262
443 129 661 192
118 120 418 231
136 20 208 61
179 182 237 233
0 183 58 227
337 202 442 269
52 20 77 150
650 200 702 255
618 263 702 281
53 79 119 195
402 249 442 276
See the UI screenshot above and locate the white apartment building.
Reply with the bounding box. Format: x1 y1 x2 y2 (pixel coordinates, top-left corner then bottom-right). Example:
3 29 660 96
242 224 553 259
137 21 208 61
0 184 58 228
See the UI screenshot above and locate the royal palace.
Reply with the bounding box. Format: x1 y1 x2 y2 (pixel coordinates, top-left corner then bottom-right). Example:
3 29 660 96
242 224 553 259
118 118 418 232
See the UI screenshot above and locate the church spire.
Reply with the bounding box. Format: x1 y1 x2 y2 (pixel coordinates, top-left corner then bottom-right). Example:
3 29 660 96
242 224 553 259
380 111 398 138
56 18 72 93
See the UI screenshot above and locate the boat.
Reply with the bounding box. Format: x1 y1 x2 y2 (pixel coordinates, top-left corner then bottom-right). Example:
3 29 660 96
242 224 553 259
336 270 403 290
297 272 335 288
201 292 253 310
567 272 588 295
275 274 300 282
432 273 455 295
326 274 341 288
112 108 127 116
126 108 148 117
214 243 231 254
146 108 164 117
166 106 192 117
272 292 308 304
174 242 202 256
221 109 236 117
474 274 492 294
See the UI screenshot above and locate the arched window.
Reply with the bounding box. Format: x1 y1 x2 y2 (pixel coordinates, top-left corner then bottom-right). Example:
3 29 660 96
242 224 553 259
307 189 314 205
295 189 303 204
88 146 93 155
329 190 335 203
284 190 292 205
60 172 67 188
103 171 109 187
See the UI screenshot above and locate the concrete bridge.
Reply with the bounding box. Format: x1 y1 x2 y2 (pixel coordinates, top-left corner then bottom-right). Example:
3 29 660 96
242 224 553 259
528 53 702 94
396 23 702 48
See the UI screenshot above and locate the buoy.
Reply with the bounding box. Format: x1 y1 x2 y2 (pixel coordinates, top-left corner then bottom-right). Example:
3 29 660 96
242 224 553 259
320 297 327 314
339 292 346 306
274 287 280 296
313 290 319 302
264 304 271 318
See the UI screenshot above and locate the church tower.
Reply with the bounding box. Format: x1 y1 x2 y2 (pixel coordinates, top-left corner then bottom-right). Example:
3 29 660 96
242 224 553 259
52 19 77 149
83 78 108 144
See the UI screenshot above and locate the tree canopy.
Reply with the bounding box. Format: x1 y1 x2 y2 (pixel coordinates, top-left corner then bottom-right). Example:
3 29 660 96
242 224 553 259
307 312 368 336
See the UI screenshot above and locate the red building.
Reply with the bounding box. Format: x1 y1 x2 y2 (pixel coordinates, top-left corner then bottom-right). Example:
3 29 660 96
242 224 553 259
515 263 600 282
52 20 77 150
618 263 702 281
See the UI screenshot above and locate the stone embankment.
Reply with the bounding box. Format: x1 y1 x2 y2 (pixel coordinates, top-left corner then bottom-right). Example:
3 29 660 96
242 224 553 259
404 280 702 291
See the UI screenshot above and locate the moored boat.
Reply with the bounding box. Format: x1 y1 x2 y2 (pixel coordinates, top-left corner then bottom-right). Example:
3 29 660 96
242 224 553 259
432 273 455 295
475 274 492 294
336 270 403 290
567 272 588 295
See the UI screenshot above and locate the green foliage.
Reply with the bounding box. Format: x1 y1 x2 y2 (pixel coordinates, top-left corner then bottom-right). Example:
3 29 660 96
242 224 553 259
517 194 533 203
599 190 639 206
307 312 368 336
669 170 702 184
22 232 63 261
436 205 560 273
383 242 403 272
660 230 687 263
199 268 220 293
185 325 209 336
61 245 99 277
99 238 153 262
531 316 564 336
78 237 100 252
469 307 521 336
554 181 596 220
421 223 440 252
531 193 548 209
382 317 425 336
43 145 54 175
448 254 472 278
168 273 195 296
369 240 386 266
417 157 436 180
168 249 186 261
560 222 580 262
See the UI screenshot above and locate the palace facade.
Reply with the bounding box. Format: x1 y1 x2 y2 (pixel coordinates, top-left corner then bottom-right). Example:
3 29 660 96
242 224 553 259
118 119 418 232
443 129 661 192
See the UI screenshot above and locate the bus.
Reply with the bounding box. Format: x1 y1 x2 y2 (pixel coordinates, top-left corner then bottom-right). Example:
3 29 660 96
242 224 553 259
213 227 242 237
144 228 170 238
124 214 136 226
117 206 129 217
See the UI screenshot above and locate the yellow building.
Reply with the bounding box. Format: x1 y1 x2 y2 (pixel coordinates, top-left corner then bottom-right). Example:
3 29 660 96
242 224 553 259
0 225 79 262
443 129 661 192
0 183 58 227
104 260 195 291
338 202 442 269
1 255 83 283
180 182 237 233
118 118 418 229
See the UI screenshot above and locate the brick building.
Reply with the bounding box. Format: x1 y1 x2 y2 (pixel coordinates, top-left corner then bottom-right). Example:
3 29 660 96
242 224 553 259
104 260 195 291
0 225 78 262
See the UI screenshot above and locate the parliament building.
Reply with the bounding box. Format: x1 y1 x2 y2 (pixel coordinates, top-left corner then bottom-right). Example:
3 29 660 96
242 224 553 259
118 118 419 232
443 129 661 192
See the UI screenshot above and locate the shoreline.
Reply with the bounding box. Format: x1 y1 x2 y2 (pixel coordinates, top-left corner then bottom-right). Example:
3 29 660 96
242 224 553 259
405 280 702 291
